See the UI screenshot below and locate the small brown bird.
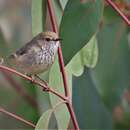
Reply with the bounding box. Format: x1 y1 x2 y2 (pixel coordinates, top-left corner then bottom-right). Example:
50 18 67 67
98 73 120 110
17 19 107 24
6 31 61 75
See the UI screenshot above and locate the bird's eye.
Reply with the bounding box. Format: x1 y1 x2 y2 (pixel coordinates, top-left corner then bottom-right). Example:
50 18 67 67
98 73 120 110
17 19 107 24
45 38 51 41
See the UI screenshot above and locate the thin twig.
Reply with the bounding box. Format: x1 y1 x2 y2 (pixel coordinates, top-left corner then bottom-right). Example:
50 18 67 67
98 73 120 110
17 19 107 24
47 0 80 129
1 71 38 108
0 65 66 101
106 0 130 26
0 106 35 128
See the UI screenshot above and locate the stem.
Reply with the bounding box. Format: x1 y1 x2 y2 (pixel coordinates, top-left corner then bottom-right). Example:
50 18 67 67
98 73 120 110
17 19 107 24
67 103 80 130
47 0 80 130
47 0 70 98
0 106 35 128
106 0 130 26
0 65 66 101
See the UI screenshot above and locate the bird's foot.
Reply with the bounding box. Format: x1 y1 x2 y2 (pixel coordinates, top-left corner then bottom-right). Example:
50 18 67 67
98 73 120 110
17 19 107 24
42 87 49 92
26 74 36 83
34 75 49 92
27 74 49 92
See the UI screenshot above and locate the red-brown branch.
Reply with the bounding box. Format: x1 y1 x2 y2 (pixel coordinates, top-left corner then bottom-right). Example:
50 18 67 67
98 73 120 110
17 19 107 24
47 0 80 130
47 0 70 99
106 0 130 26
0 65 66 101
0 106 35 128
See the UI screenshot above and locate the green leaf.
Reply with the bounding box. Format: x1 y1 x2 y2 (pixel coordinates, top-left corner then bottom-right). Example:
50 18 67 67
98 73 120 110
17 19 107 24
90 21 130 110
0 29 9 57
60 0 103 65
51 0 62 25
73 68 113 129
32 0 47 36
66 50 84 77
49 57 70 129
35 101 67 130
81 35 98 68
66 35 98 76
59 0 68 9
36 86 52 114
35 109 53 130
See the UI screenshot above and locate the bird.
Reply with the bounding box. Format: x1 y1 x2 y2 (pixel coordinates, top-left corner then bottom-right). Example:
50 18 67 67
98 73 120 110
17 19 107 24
5 31 61 77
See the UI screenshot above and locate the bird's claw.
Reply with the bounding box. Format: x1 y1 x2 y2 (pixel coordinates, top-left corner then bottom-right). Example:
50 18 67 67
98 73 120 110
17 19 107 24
26 74 36 83
42 87 49 92
26 74 50 92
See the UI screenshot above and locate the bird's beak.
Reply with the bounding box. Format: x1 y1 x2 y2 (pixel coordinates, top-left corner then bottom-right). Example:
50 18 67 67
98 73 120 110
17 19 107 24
55 38 62 41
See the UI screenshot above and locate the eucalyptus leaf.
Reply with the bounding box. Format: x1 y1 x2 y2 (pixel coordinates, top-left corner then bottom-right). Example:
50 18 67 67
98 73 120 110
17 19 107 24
90 21 130 111
66 51 84 77
51 0 62 25
81 35 98 68
49 57 70 129
73 68 113 129
60 0 103 64
35 109 53 130
59 0 68 9
0 29 9 57
66 35 98 76
32 0 47 36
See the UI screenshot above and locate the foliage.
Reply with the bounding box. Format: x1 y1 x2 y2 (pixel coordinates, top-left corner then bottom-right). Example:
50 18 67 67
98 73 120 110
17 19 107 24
1 0 130 129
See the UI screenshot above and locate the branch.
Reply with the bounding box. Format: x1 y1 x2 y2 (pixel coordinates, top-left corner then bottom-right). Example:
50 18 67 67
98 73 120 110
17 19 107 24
47 0 70 100
0 65 66 101
105 0 130 26
0 106 35 128
47 0 80 130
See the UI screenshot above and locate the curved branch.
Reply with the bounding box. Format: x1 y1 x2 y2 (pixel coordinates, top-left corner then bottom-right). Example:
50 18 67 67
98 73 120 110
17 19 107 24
0 65 66 101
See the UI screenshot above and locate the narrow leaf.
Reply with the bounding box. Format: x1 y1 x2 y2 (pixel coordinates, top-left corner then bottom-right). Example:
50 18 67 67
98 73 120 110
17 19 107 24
49 58 70 129
35 109 53 130
32 0 47 36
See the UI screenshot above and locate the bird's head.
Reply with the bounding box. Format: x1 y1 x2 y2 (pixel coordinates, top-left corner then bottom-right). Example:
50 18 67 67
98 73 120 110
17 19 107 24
39 31 62 45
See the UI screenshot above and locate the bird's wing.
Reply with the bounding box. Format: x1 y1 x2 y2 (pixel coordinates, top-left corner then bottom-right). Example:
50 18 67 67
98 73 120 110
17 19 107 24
15 40 34 56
